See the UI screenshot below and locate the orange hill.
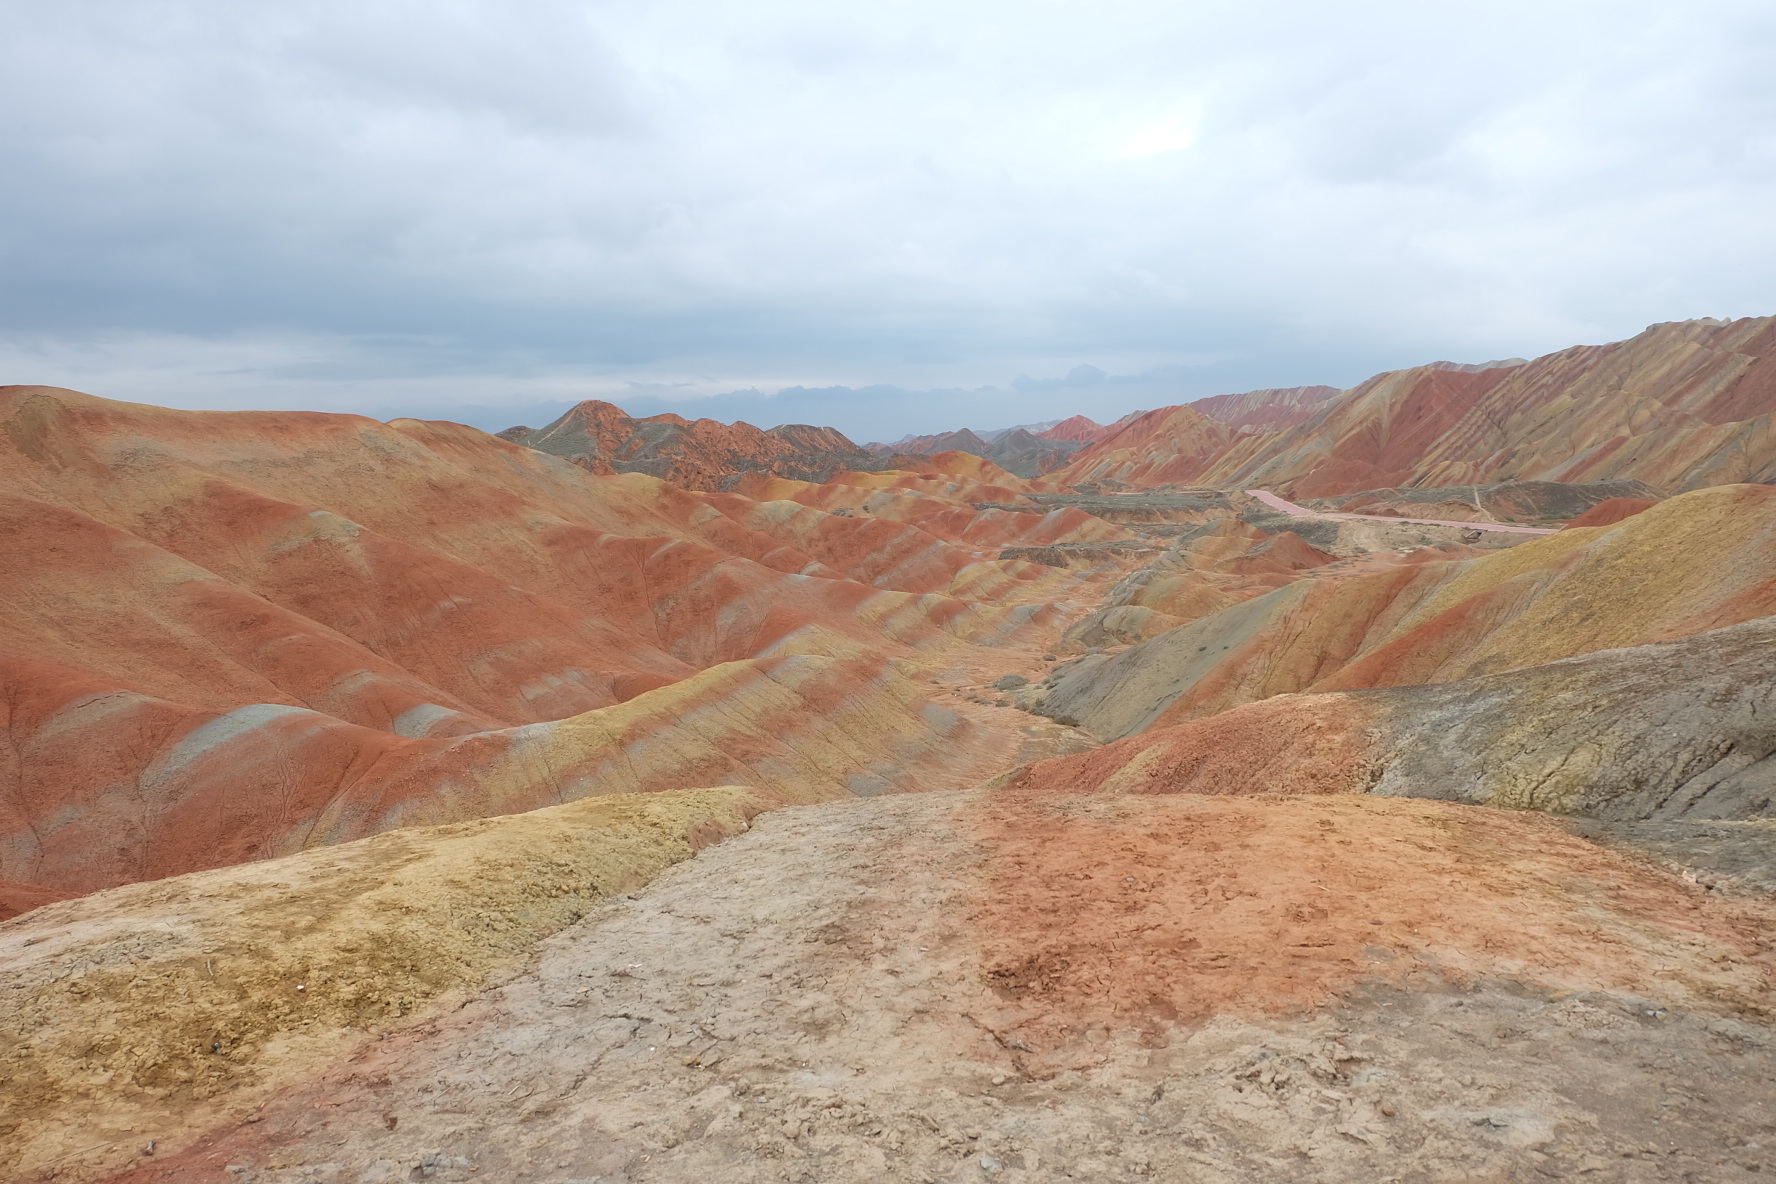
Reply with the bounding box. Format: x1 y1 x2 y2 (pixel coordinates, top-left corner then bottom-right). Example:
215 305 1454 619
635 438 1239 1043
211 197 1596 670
0 387 1116 910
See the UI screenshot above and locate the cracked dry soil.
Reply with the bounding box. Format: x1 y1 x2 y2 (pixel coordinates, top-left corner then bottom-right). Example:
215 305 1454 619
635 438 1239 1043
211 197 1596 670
105 792 1776 1184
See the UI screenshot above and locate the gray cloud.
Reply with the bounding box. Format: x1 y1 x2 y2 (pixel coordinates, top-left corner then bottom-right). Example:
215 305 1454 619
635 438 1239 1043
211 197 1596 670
3 0 1773 437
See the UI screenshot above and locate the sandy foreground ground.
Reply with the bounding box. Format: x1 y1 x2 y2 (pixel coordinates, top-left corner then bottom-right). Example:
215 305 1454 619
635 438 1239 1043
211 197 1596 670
93 790 1776 1184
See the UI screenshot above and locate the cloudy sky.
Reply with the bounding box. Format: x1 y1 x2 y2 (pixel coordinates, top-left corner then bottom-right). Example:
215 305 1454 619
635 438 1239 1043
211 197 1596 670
4 0 1773 439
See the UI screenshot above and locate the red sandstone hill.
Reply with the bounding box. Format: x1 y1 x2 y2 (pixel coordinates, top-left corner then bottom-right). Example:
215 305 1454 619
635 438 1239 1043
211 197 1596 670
1185 385 1341 432
1037 414 1111 443
503 399 885 488
1057 386 1348 487
1054 403 1242 487
1057 317 1776 493
1215 317 1776 496
0 387 1116 913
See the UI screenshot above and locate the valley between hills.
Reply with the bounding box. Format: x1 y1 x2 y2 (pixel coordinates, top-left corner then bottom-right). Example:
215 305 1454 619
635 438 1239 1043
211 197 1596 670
5 315 1776 1183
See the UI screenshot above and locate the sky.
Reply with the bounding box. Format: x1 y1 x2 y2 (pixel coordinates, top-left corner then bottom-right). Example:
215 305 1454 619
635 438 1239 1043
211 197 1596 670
3 0 1774 441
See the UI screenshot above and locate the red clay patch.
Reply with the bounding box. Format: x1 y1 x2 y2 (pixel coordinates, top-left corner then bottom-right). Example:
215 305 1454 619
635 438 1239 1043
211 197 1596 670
964 791 1776 1075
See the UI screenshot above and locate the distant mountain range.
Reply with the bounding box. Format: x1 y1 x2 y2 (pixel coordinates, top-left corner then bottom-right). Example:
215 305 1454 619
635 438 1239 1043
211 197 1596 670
859 385 1342 477
498 317 1776 494
498 399 899 489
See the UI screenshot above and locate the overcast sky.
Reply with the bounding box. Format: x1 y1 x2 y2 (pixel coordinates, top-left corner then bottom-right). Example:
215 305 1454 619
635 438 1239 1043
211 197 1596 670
4 0 1773 439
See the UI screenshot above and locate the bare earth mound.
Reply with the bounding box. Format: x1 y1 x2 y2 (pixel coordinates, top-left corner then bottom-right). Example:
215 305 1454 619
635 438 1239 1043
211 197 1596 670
2 787 768 1180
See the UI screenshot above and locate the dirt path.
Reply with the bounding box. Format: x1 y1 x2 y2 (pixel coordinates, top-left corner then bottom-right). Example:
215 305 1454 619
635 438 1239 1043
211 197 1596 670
103 792 1776 1184
1247 488 1560 534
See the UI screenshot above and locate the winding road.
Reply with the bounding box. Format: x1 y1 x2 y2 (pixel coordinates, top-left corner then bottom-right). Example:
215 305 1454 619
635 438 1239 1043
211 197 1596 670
1246 489 1560 535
